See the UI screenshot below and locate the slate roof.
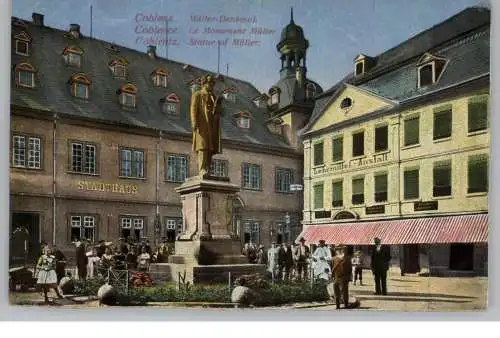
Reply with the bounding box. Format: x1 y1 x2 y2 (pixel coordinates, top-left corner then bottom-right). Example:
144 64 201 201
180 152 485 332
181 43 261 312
10 16 292 150
300 6 490 136
270 74 323 111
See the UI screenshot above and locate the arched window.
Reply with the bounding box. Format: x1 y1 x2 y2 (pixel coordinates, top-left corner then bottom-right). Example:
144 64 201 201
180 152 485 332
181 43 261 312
163 93 180 115
109 58 128 78
306 83 316 99
340 97 353 109
269 87 280 105
70 73 91 99
16 62 36 88
152 68 168 87
117 83 137 107
62 46 84 67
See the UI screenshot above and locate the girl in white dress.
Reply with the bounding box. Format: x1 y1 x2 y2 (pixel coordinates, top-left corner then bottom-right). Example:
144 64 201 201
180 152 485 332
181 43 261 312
36 246 63 303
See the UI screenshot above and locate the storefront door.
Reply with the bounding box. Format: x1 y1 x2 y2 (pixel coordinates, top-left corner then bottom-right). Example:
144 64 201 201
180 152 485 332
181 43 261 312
402 244 420 274
449 243 474 271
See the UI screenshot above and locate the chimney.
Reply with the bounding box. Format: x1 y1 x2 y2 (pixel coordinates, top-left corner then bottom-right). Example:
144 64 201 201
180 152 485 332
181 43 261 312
147 45 157 59
32 13 44 26
69 24 80 39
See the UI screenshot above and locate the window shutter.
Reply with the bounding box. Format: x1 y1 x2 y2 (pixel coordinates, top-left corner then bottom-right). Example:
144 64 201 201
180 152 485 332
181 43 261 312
468 95 488 132
404 169 419 199
433 108 452 140
352 177 364 195
404 117 420 146
332 181 343 204
313 183 324 209
313 143 324 166
375 125 388 152
468 154 488 193
332 137 343 161
374 174 388 193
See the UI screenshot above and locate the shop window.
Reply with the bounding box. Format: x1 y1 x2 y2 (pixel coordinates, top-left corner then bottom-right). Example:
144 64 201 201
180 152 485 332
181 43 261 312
12 134 41 169
70 215 96 243
433 161 452 197
120 217 144 243
352 177 365 205
313 183 324 209
404 169 420 200
332 180 343 207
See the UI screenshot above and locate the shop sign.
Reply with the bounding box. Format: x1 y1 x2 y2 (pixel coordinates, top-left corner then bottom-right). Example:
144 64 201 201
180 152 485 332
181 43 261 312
414 201 438 211
313 153 389 176
73 180 139 194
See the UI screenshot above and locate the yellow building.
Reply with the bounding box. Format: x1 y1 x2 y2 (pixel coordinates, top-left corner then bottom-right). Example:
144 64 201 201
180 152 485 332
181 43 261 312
298 7 489 276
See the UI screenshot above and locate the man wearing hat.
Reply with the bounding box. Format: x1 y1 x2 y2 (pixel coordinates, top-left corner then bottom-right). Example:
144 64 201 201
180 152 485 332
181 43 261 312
311 239 332 280
371 237 391 295
332 244 352 309
294 237 310 281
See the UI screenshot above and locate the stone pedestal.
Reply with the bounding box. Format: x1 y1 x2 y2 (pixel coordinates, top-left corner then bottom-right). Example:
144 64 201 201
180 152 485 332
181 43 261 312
166 176 265 284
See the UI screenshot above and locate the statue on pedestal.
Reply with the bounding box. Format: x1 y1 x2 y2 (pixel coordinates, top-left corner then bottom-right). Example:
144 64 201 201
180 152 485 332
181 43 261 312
190 74 223 178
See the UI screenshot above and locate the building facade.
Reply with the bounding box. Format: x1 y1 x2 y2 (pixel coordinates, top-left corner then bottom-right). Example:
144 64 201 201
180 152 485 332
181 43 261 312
298 7 490 276
9 13 304 263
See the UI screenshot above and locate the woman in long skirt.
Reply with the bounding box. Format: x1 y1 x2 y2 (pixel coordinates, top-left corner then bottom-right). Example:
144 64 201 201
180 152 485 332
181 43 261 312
36 246 63 303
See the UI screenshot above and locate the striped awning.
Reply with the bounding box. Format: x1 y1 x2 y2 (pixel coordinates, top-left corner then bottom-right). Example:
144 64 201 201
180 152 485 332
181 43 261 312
296 214 488 245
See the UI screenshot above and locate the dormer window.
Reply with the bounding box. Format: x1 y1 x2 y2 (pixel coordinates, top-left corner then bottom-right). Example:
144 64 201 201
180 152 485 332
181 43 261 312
355 61 364 76
223 87 238 103
16 62 36 88
234 112 251 129
62 46 84 67
417 53 448 89
109 58 128 79
269 87 280 105
162 93 180 115
117 83 137 108
70 73 90 99
253 94 268 108
14 31 32 56
152 68 168 87
306 83 316 99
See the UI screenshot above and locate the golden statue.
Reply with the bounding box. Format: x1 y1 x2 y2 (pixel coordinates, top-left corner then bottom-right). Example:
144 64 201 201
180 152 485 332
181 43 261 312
190 74 223 178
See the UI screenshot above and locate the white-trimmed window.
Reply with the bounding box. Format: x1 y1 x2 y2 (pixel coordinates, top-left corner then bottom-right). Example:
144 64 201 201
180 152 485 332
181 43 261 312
71 141 97 174
153 70 168 88
12 135 41 169
237 116 250 129
416 56 446 89
306 83 316 99
166 154 187 183
120 148 144 178
242 163 261 190
210 159 229 178
243 221 260 244
121 93 136 107
62 46 84 67
109 58 128 78
14 31 31 56
70 215 96 243
223 91 237 103
162 93 180 115
275 167 293 193
271 92 279 105
120 216 144 242
70 74 90 99
355 61 364 76
166 217 183 241
16 63 36 88
164 102 177 114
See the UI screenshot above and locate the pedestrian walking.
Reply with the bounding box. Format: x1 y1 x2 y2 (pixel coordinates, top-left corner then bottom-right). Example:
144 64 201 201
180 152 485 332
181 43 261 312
352 250 363 285
371 237 391 295
332 244 352 309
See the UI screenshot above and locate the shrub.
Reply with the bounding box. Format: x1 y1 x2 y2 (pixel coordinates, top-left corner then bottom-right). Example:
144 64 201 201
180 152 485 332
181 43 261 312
73 277 106 296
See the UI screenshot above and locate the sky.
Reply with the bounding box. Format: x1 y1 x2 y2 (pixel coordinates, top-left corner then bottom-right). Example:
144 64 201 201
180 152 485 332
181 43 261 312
12 0 489 93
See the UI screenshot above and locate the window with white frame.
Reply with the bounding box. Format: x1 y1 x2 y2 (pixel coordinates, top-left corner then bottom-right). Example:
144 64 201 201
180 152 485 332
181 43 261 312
243 221 260 244
156 74 168 87
64 52 81 67
223 92 237 103
70 215 96 242
17 64 35 88
242 163 261 190
210 159 228 178
237 116 250 129
163 102 177 114
71 141 97 174
12 135 41 169
275 167 293 193
271 92 279 105
74 82 89 99
120 92 136 107
166 154 187 183
166 217 183 241
120 148 144 178
120 216 144 242
112 64 127 78
16 40 29 56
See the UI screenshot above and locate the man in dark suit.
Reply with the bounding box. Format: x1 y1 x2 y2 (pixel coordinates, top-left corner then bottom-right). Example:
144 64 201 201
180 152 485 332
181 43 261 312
332 244 352 309
371 237 391 295
278 243 294 281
